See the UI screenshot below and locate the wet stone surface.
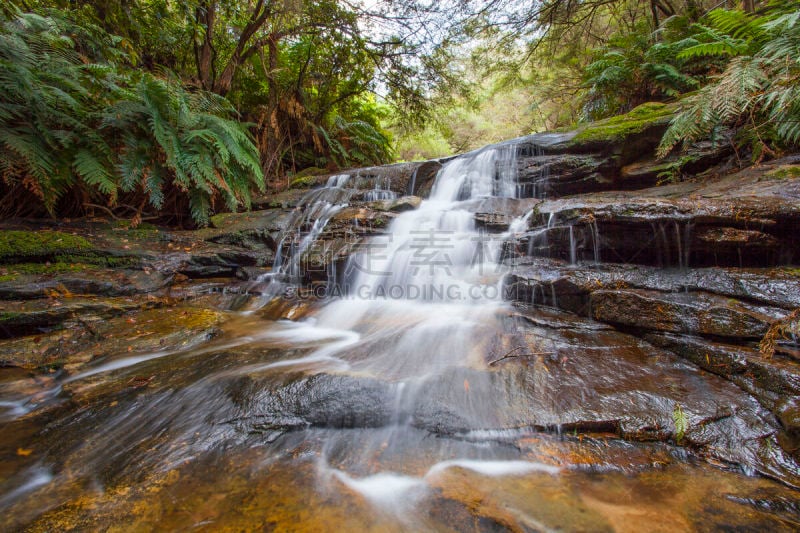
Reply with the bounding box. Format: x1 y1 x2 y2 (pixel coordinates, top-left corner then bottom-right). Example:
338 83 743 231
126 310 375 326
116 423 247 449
1 117 799 529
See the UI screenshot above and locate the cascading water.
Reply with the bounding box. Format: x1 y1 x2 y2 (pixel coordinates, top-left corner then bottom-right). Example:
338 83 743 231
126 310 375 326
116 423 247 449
269 174 354 284
261 142 549 511
3 135 797 530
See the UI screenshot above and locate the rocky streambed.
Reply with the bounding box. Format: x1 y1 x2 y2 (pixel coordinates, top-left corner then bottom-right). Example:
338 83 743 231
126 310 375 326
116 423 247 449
1 103 799 530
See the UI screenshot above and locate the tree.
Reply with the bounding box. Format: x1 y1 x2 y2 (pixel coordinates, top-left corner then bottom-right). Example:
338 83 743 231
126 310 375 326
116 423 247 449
0 4 264 225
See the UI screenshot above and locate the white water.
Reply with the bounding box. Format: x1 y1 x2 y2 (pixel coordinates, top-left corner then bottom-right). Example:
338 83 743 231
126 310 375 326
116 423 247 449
271 174 353 281
277 143 532 377
259 142 562 509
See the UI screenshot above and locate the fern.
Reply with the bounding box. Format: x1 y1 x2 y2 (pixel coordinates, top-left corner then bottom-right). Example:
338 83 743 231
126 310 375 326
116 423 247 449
0 4 264 225
659 4 800 158
672 403 688 443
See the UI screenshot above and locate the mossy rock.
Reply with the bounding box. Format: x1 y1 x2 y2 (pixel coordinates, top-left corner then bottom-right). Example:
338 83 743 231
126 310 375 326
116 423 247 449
293 166 327 179
572 102 675 145
289 175 321 189
0 262 99 282
765 165 800 181
0 231 93 262
53 253 141 269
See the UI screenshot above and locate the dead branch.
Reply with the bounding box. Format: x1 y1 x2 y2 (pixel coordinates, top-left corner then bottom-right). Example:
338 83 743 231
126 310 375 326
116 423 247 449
488 346 555 366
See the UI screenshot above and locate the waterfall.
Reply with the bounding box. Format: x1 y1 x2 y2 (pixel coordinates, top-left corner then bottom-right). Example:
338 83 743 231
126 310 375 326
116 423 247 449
269 174 353 282
267 140 531 398
254 141 551 503
334 142 523 305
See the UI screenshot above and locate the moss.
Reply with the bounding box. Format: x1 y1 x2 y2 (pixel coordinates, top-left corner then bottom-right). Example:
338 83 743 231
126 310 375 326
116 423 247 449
289 175 320 189
112 220 158 231
53 253 140 269
123 229 163 242
572 102 675 144
293 166 327 179
765 165 800 180
0 262 100 282
0 230 92 260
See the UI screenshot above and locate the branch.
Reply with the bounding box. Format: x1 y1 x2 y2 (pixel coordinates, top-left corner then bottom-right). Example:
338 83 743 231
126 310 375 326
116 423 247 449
488 346 554 366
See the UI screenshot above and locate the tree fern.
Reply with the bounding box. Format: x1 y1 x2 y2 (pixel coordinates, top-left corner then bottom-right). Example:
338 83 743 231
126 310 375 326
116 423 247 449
659 4 800 158
0 4 264 225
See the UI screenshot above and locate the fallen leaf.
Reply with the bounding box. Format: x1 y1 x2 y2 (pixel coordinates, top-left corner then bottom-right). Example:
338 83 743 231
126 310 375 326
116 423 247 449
16 448 33 456
463 379 469 392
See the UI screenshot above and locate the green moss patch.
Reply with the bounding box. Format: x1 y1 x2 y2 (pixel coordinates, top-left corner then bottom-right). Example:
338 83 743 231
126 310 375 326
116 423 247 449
572 102 675 144
53 253 140 269
289 175 321 189
0 231 92 261
765 165 800 180
0 262 100 282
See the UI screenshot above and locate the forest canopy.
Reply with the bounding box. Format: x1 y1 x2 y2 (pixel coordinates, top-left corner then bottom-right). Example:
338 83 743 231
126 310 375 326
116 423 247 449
0 0 797 225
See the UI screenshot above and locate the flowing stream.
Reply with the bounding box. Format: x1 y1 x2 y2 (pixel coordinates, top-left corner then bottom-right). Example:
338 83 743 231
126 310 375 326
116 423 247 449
0 141 797 530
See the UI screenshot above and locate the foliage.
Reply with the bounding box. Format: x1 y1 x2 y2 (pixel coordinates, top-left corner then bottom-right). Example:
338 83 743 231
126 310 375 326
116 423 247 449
582 20 701 120
658 4 800 159
759 308 800 359
672 403 688 443
0 9 118 213
0 5 263 225
103 72 263 226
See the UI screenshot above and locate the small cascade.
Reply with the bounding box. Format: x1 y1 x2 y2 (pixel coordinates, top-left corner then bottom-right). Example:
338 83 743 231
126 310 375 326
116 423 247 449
589 219 601 263
568 226 576 265
515 143 550 199
270 174 354 282
521 212 601 265
650 220 690 268
362 175 398 201
406 167 419 196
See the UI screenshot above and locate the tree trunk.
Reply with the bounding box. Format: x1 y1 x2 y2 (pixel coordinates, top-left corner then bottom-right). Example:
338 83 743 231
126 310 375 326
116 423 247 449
195 0 217 91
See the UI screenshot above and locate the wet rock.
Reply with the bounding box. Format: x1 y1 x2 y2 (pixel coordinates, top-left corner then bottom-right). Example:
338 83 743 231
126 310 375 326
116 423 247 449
251 189 308 209
326 207 396 235
777 398 800 447
473 212 516 232
258 295 315 321
167 248 266 278
521 178 800 266
0 269 172 300
644 333 800 416
231 373 397 431
515 153 611 198
460 198 541 232
619 141 730 187
504 311 800 486
693 227 781 265
0 297 161 339
201 209 293 251
367 195 422 213
0 307 222 372
590 289 785 339
235 266 271 281
313 160 445 198
504 261 800 313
